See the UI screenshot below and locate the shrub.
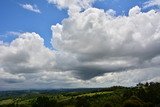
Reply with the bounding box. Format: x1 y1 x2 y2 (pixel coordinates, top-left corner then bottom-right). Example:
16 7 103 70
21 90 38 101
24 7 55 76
123 100 142 107
103 102 113 107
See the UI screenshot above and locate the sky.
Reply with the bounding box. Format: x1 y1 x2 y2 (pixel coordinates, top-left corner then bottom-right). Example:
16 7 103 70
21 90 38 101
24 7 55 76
0 0 160 90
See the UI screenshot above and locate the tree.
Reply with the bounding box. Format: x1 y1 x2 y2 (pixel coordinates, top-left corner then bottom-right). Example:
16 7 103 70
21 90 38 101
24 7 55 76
32 96 57 107
123 100 142 107
75 97 90 107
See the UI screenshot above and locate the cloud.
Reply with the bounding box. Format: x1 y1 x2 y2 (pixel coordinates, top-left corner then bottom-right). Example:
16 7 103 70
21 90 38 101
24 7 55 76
47 0 95 9
20 4 41 13
0 69 25 84
0 32 88 90
51 6 160 80
6 31 22 37
128 6 141 16
1 3 160 89
0 32 62 90
0 24 160 89
47 0 95 15
106 9 116 16
91 66 160 87
0 41 3 45
0 32 55 74
144 0 160 8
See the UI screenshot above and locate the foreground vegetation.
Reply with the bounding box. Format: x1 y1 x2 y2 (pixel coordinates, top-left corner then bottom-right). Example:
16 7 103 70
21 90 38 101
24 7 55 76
0 82 160 107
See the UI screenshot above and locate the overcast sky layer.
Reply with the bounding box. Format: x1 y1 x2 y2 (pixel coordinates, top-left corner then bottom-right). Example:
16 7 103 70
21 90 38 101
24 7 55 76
0 0 160 90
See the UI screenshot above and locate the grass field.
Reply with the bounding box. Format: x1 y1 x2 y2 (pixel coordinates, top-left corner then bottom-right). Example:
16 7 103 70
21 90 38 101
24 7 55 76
0 99 14 105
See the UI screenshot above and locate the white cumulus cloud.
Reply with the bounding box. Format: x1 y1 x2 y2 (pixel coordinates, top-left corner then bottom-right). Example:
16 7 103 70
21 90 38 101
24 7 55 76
1 3 160 89
47 0 96 15
0 32 87 90
0 32 55 74
52 6 160 80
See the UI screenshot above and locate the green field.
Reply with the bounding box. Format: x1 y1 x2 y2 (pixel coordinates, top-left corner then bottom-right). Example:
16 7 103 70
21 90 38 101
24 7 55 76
0 82 160 107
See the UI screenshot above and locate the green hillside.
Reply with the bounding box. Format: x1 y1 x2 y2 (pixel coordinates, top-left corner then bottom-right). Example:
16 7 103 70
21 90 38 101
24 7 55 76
0 82 160 107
